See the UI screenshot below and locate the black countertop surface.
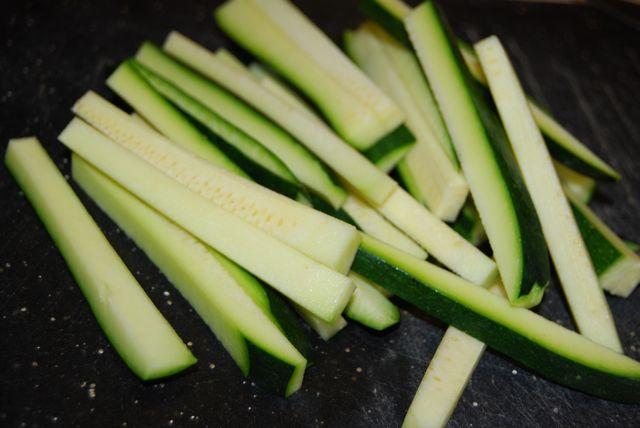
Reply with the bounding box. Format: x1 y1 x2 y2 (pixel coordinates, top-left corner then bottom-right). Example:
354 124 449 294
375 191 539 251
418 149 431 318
1 0 640 426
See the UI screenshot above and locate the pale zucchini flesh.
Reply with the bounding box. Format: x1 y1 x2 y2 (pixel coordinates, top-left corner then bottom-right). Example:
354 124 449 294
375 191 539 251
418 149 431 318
407 2 549 307
345 24 467 221
71 91 360 276
476 35 620 350
378 187 497 287
135 42 347 209
5 137 196 380
345 272 400 330
162 32 398 205
215 0 406 150
555 161 596 203
72 156 306 395
58 118 354 323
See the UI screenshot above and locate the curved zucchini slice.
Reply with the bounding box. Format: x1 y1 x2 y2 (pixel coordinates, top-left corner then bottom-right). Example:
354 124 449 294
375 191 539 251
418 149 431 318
361 0 620 181
71 92 360 276
59 118 354 323
72 156 307 395
135 42 346 209
476 35 620 350
568 190 640 298
215 0 406 152
406 2 549 307
352 235 640 403
5 138 195 380
162 32 398 205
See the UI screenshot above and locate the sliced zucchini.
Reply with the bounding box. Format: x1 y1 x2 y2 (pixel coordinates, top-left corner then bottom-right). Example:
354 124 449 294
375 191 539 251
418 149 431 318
296 307 347 342
458 38 620 182
345 23 467 221
71 92 360 275
58 118 354 323
407 2 549 307
476 35 620 350
135 42 346 209
112 60 303 199
555 161 596 203
568 190 640 298
345 272 400 331
352 235 640 403
361 0 620 181
450 199 486 247
403 326 485 428
342 194 426 259
378 188 497 287
72 156 307 395
5 137 195 380
215 0 407 152
162 32 398 205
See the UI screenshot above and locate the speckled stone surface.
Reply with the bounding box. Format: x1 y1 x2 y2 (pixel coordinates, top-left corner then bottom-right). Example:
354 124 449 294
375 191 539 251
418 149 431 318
1 1 640 426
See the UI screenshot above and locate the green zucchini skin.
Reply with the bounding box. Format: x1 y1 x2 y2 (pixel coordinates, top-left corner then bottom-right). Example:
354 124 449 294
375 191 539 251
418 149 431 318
178 104 303 200
351 246 640 403
411 2 549 304
362 124 415 166
571 203 622 277
546 137 616 181
362 0 620 182
308 193 357 227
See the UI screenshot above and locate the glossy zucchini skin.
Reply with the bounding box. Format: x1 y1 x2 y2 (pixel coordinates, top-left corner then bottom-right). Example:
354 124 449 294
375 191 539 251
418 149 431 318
351 242 640 403
362 124 416 167
407 2 549 306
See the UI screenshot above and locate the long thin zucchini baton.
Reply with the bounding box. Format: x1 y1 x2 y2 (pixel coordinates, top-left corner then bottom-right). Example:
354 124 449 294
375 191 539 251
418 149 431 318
161 32 497 288
352 235 640 403
406 2 549 307
72 156 307 396
162 32 398 206
135 42 347 209
361 0 620 181
5 137 195 380
58 118 354 323
476 35 620 350
72 91 360 276
215 0 412 158
345 23 468 221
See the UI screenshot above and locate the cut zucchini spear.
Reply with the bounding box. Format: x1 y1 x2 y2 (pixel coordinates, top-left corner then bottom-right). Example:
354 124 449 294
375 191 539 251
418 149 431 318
71 91 360 276
135 42 347 209
353 235 640 403
162 32 398 205
476 35 621 350
450 199 486 247
568 189 640 298
361 0 621 182
215 0 411 156
407 2 549 307
162 32 497 287
555 161 596 204
345 23 468 221
59 118 354 323
72 156 307 396
5 137 196 380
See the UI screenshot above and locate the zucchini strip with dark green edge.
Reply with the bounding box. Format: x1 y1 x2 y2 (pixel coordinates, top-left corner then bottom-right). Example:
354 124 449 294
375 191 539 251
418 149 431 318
72 156 308 395
352 235 640 403
135 42 347 209
477 35 620 350
5 138 196 380
555 161 596 203
406 1 549 307
568 190 640 298
215 0 411 157
360 0 620 181
450 200 486 247
128 60 304 200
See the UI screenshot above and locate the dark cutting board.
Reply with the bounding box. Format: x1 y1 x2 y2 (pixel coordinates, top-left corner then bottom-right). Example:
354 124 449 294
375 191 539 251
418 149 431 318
1 0 640 426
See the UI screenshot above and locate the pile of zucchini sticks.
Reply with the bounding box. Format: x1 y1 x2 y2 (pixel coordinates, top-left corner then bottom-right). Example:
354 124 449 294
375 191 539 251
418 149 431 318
5 0 640 425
